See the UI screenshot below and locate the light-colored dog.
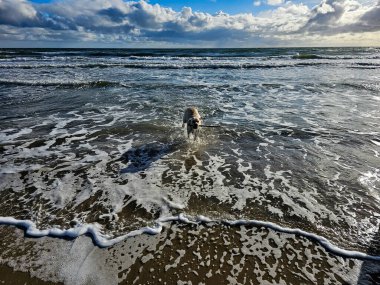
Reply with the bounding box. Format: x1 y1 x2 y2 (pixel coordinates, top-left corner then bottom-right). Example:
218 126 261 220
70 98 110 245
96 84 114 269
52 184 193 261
182 107 202 140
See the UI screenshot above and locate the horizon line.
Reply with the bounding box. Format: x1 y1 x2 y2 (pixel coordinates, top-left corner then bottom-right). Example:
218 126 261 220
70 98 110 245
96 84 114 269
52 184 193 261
1 46 379 50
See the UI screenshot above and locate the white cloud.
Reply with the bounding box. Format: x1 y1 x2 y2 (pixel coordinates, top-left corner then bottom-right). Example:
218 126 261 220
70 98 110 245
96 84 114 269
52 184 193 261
267 0 284 6
302 0 379 34
0 0 379 46
254 1 262 6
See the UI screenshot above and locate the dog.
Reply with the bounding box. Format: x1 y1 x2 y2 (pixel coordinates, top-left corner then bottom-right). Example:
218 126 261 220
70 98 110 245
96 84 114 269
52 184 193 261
182 107 202 140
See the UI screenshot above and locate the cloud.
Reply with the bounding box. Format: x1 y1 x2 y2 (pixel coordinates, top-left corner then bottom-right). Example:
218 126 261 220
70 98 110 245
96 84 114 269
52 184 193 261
0 0 379 46
0 0 37 26
302 0 346 31
253 1 261 6
267 0 284 6
300 0 380 34
360 1 380 28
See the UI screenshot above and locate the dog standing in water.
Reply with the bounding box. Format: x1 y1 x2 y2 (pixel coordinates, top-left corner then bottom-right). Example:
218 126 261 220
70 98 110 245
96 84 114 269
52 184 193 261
182 107 202 140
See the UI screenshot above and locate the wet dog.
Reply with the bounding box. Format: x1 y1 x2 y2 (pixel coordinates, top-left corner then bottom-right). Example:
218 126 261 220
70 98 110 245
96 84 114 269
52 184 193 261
182 107 202 140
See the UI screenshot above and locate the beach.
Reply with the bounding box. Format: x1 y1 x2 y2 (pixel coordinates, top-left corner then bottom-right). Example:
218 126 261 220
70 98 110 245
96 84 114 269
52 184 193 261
1 223 379 284
0 48 380 284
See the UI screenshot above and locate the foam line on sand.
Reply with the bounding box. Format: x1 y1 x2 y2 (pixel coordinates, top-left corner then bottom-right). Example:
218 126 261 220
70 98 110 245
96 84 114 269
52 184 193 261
1 215 379 261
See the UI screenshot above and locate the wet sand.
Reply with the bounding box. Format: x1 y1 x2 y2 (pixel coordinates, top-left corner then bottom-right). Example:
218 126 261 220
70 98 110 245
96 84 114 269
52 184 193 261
1 224 379 285
0 265 62 285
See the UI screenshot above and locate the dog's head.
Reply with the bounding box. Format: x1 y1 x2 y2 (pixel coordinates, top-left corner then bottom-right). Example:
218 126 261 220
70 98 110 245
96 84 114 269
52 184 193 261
188 118 201 129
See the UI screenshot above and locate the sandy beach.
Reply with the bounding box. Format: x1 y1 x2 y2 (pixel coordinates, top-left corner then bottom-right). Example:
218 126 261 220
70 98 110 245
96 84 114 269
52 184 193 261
1 223 380 284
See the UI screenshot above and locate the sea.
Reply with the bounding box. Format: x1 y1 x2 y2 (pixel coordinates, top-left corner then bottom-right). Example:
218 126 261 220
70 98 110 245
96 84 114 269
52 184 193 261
0 47 379 284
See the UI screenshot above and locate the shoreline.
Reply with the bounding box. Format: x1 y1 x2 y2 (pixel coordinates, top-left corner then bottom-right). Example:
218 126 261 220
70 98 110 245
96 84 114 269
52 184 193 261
1 222 379 285
1 215 379 261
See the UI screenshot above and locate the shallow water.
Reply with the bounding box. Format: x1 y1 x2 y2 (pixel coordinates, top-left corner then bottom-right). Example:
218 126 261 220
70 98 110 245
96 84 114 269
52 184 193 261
0 48 379 258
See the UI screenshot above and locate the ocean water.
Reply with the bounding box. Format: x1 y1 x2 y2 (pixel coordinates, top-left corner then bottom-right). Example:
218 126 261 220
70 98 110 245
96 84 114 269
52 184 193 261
0 47 380 282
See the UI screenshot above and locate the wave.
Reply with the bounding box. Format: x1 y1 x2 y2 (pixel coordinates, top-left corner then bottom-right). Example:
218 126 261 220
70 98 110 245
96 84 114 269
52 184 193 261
0 79 313 90
342 82 380 92
0 48 291 58
2 79 378 92
349 62 380 69
292 53 322 59
0 79 120 88
290 54 371 60
0 62 325 70
1 48 379 65
0 79 214 89
354 62 380 67
1 215 380 261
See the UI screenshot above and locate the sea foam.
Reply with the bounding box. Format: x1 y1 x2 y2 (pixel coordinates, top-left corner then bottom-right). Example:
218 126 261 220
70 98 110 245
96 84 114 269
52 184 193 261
1 215 380 261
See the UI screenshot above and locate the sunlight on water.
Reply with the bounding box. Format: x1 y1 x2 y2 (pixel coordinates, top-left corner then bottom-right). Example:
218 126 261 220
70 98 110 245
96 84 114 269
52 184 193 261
0 47 379 258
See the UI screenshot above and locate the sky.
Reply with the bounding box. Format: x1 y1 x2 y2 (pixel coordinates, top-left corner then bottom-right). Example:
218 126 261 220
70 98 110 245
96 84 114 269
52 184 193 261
0 0 379 48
